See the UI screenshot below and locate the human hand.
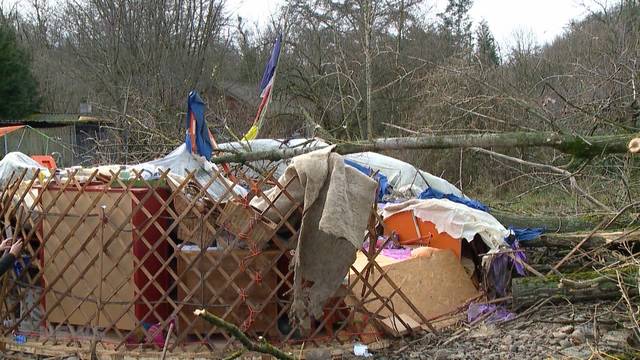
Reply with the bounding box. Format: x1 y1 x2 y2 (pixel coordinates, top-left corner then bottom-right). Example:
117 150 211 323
0 238 11 251
9 239 23 257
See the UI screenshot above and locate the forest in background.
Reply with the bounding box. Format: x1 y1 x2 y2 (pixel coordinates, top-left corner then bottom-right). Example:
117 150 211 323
0 0 639 216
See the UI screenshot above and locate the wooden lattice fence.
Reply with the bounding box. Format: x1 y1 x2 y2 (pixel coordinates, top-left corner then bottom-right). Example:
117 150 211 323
0 163 432 357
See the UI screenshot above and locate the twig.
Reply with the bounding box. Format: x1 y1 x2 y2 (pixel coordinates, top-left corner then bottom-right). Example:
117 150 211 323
160 322 173 360
441 307 498 347
222 350 245 360
549 201 640 274
471 147 612 212
507 252 545 278
194 309 294 360
502 297 554 325
616 271 640 343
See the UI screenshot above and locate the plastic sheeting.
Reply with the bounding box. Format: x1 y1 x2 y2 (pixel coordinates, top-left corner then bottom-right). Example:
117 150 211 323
217 138 464 198
467 303 515 324
418 186 489 212
381 198 510 251
185 91 215 159
344 151 463 197
0 145 246 201
130 144 247 200
508 226 544 242
0 152 46 188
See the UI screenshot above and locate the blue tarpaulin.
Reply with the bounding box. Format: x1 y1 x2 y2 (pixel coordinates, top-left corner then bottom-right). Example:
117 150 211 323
418 187 490 212
416 187 544 245
344 159 390 201
185 91 214 159
503 227 544 276
508 226 545 242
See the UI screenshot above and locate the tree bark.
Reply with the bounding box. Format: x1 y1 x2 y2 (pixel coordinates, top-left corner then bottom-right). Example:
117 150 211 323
512 267 638 308
211 131 638 164
363 0 374 141
194 309 293 360
521 231 640 249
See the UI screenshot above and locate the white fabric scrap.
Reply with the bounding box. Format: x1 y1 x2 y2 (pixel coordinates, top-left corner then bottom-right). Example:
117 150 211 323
382 198 509 251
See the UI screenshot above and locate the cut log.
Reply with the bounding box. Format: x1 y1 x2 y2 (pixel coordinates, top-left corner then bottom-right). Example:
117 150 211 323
521 231 640 249
210 131 638 164
512 267 639 308
629 138 640 153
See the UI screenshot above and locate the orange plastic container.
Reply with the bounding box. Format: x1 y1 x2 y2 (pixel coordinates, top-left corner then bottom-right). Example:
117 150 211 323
383 210 461 258
31 155 57 169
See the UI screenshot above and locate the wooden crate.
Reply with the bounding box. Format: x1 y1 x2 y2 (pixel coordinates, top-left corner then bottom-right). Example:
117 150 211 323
176 247 281 336
216 200 278 249
173 191 218 245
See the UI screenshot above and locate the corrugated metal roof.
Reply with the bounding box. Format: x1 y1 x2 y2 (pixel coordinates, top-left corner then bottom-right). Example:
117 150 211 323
0 113 109 125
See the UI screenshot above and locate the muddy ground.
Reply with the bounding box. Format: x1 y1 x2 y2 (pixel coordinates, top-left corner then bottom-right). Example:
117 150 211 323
3 301 638 359
332 301 639 360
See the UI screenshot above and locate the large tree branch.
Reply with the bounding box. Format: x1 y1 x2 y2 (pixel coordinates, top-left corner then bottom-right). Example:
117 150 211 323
211 131 638 164
470 147 613 212
194 309 293 360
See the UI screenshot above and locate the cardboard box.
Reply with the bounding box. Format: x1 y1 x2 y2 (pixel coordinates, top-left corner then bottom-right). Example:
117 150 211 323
348 250 479 331
216 201 278 248
177 247 281 336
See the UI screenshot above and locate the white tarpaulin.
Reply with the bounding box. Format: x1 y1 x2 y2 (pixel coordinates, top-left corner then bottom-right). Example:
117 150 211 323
381 198 509 251
130 144 247 200
0 145 246 201
344 151 463 197
0 152 46 188
217 138 463 198
0 153 48 217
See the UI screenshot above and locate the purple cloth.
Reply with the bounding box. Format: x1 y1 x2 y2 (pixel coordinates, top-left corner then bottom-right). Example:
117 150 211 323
488 254 511 298
511 240 527 276
467 303 515 324
363 235 411 260
362 235 401 252
381 248 412 260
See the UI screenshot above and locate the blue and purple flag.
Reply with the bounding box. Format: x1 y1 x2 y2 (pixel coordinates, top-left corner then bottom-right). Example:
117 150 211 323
243 33 283 140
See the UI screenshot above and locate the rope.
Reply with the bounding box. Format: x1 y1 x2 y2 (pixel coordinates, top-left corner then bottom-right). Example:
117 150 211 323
241 304 256 331
238 288 247 303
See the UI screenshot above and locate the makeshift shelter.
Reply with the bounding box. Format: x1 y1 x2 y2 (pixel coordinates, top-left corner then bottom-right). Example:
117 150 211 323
0 93 524 358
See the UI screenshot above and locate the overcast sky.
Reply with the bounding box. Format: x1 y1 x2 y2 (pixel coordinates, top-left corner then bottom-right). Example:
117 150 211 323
230 0 613 48
2 0 613 47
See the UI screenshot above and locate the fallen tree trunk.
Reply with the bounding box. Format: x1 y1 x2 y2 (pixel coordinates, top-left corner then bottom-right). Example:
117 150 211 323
491 211 623 233
512 267 638 308
522 230 640 249
211 131 638 164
